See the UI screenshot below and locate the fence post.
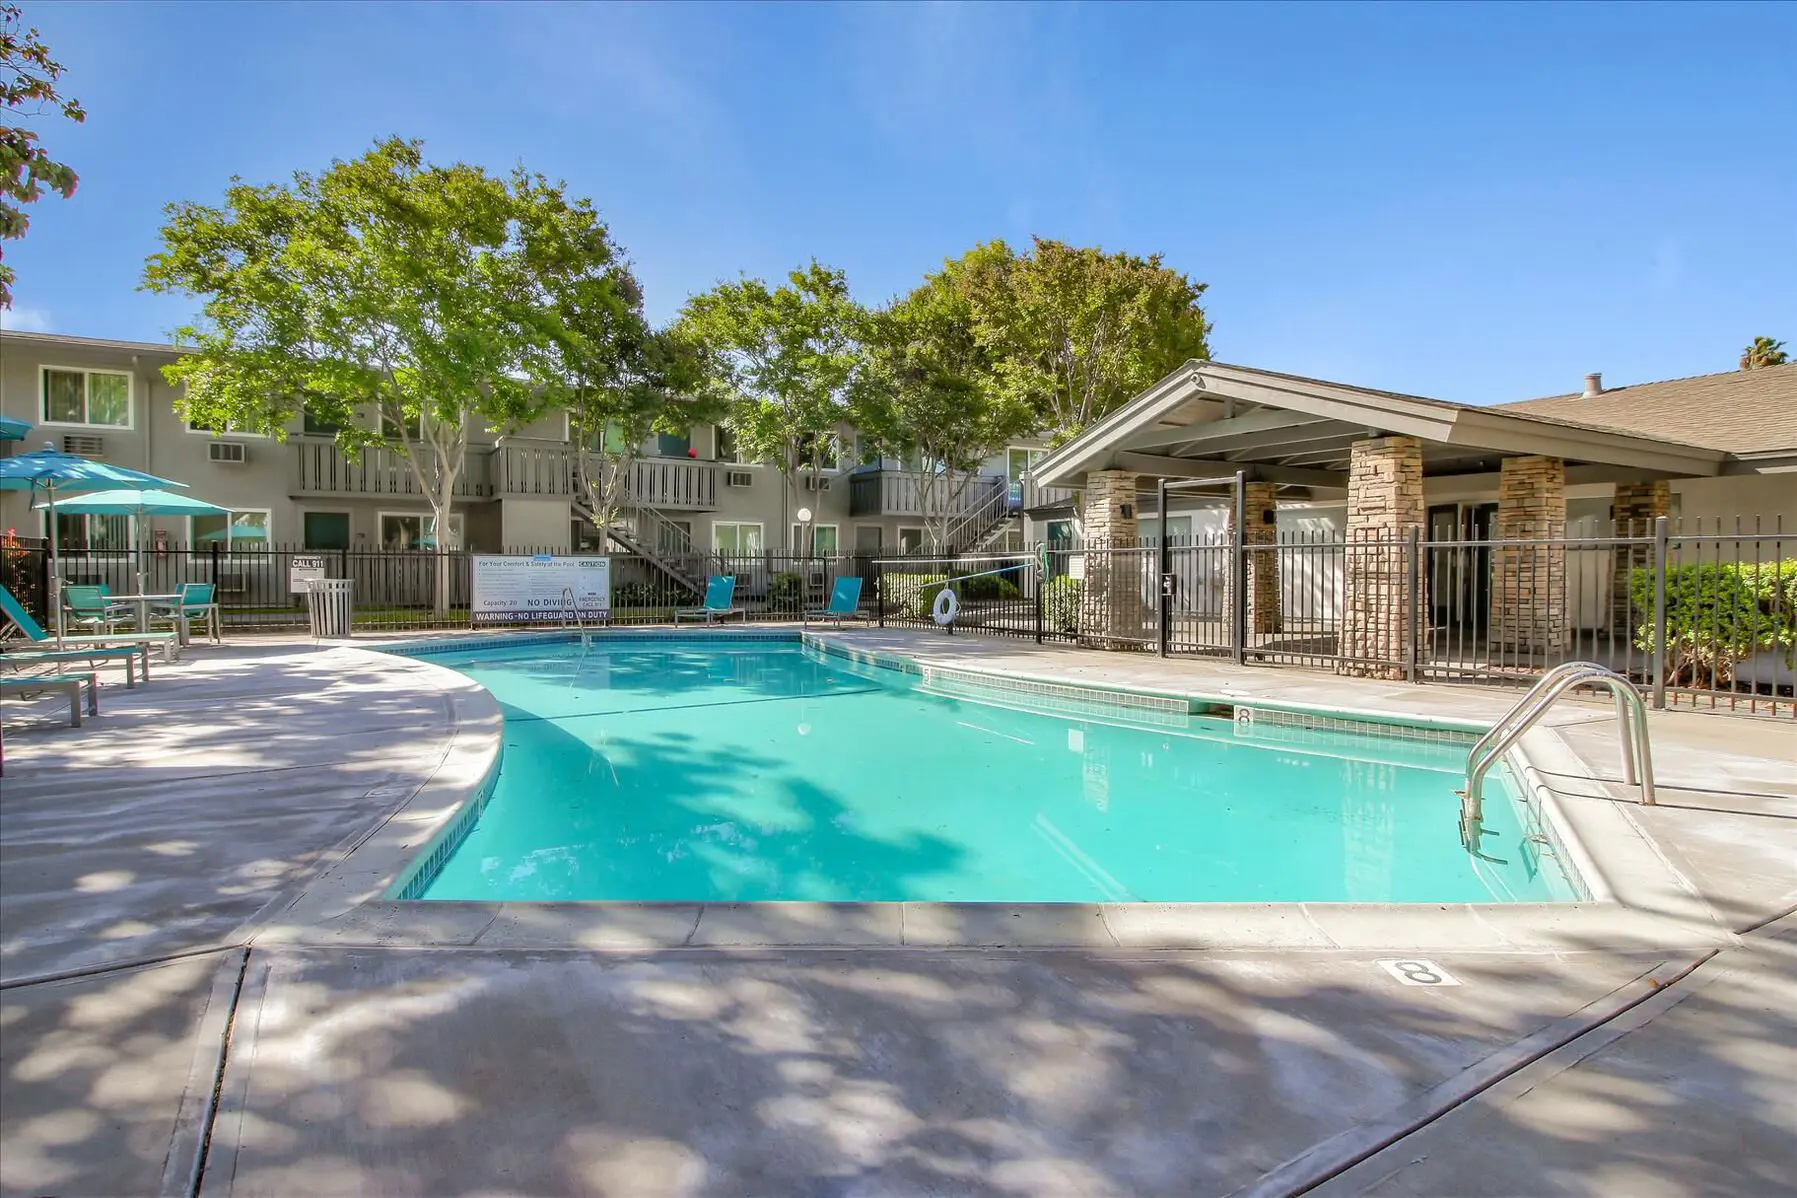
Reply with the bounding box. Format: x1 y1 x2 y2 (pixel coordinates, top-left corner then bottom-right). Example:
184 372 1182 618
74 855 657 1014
1652 514 1668 709
38 543 51 628
1232 474 1247 666
875 560 885 628
210 538 221 586
1404 525 1421 683
1157 477 1171 658
1034 556 1045 644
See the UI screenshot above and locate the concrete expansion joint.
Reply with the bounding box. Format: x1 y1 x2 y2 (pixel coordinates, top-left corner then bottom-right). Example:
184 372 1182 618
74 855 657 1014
1239 944 1727 1198
0 942 244 993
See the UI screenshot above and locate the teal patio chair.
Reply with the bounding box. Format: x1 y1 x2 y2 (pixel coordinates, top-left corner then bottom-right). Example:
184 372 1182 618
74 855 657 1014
803 576 867 625
150 582 222 644
63 584 134 634
673 575 746 624
1 583 181 662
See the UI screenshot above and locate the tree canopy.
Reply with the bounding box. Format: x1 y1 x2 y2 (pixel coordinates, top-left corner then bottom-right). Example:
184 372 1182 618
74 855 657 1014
1 2 86 308
951 237 1211 442
677 261 864 507
853 270 1035 550
1741 336 1789 370
527 239 712 535
142 138 646 606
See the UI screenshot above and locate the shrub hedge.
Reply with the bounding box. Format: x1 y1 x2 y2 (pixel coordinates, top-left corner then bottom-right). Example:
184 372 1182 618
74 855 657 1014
1630 559 1796 686
1043 575 1083 635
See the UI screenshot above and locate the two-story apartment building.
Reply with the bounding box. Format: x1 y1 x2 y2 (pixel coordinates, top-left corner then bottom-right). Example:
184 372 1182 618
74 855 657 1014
0 330 1065 563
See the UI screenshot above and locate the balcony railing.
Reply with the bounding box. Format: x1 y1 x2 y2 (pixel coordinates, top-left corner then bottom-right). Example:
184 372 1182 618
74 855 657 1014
848 468 1006 519
487 441 718 511
1020 477 1079 512
293 439 492 498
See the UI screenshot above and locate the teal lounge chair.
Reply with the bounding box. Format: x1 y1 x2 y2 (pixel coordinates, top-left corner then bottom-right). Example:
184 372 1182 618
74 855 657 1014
674 575 746 624
64 584 135 633
804 576 867 625
1 670 99 775
0 584 181 662
149 582 222 644
2 640 148 687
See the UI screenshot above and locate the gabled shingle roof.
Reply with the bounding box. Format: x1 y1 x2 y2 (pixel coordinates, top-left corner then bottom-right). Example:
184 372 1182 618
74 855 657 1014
1496 365 1797 455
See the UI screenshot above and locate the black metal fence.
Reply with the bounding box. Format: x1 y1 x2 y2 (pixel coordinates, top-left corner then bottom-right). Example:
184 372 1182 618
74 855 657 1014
871 518 1794 718
6 519 1789 717
7 543 894 635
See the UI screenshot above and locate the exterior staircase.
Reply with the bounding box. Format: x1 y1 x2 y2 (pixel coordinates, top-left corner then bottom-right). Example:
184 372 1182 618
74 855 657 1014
941 478 1020 556
571 493 705 597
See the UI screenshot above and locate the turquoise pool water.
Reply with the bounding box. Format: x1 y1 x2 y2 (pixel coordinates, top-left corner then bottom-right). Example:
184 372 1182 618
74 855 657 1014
409 640 1578 904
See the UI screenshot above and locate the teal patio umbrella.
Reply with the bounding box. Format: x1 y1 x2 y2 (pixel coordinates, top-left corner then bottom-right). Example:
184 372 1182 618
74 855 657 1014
0 416 31 441
34 488 229 596
0 444 188 638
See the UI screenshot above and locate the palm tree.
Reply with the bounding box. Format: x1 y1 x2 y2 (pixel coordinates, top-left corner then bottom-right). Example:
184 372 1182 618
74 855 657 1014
1740 336 1789 369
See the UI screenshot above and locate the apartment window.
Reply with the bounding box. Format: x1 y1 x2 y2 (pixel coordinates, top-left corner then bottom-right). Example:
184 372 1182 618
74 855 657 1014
42 367 131 427
1006 446 1045 484
897 526 924 554
51 512 132 550
796 431 839 472
302 408 343 436
790 523 838 556
192 509 271 549
713 521 763 556
653 428 692 458
578 420 628 453
380 512 463 551
854 434 882 467
715 426 740 463
302 512 351 550
381 410 422 441
188 417 264 436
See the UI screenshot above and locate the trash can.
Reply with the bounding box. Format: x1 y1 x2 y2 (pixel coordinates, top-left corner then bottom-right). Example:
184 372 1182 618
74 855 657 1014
305 578 354 639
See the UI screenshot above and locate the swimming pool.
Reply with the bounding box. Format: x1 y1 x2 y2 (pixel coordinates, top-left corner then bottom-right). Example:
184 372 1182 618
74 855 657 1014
401 638 1579 904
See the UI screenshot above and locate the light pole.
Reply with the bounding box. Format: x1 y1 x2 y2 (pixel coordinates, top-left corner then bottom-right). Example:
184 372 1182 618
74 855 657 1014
796 506 814 560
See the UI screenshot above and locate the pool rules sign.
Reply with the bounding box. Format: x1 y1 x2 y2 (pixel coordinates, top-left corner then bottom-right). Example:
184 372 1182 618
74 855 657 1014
471 555 611 624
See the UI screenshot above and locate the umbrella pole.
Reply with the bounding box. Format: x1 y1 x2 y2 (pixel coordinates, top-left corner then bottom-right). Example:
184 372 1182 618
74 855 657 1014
136 505 149 597
47 485 65 645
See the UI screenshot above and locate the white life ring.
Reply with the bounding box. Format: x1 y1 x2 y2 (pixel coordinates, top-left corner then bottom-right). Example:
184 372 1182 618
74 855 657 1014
931 587 959 626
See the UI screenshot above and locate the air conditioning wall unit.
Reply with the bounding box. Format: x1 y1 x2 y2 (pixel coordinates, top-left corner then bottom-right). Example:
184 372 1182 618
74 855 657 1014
208 441 248 464
725 470 754 488
63 434 105 457
803 475 831 492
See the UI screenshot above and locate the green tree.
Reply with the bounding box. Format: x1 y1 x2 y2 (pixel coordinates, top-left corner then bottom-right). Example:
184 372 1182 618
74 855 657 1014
1740 336 1788 370
142 138 617 612
1 3 86 308
531 256 711 543
953 237 1211 442
853 270 1035 551
677 262 863 547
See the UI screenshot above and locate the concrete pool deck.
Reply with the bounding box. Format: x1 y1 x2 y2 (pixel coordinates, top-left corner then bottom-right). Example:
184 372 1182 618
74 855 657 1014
1 632 1792 1196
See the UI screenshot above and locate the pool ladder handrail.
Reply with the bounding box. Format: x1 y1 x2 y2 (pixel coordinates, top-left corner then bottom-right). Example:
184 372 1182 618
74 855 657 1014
1458 661 1655 852
560 586 591 646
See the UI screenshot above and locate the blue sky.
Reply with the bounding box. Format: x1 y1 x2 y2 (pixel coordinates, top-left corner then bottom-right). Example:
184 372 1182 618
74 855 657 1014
4 1 1793 404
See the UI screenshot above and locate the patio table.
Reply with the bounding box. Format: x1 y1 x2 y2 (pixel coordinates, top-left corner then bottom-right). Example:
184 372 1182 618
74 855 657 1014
110 593 188 645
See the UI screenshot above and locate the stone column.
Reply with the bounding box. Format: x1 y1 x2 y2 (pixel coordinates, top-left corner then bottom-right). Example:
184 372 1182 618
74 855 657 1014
1340 436 1425 679
1609 480 1670 636
1079 469 1147 648
1489 455 1568 657
1226 481 1283 636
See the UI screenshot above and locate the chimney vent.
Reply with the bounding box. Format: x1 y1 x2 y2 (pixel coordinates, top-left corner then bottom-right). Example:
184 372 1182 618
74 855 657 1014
1583 372 1603 397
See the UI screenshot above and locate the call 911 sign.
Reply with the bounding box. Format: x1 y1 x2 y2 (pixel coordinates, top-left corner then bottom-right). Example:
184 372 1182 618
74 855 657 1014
471 555 611 624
